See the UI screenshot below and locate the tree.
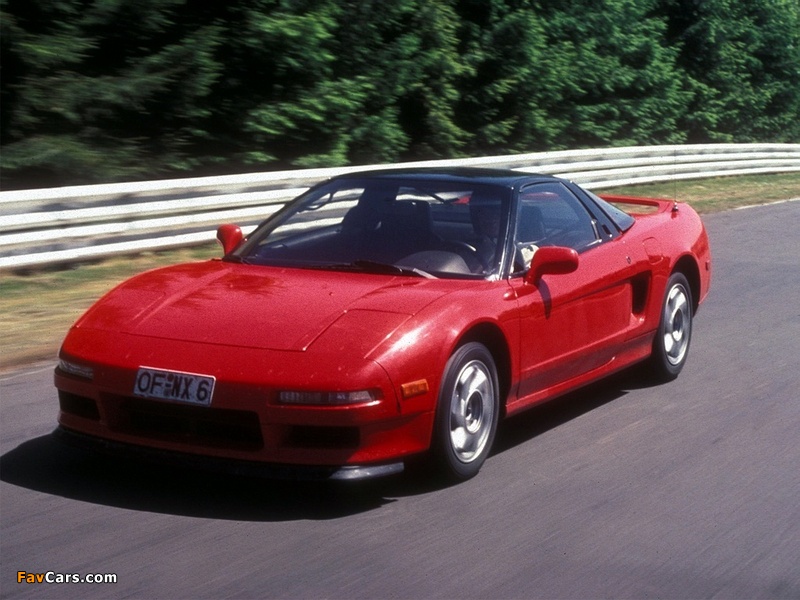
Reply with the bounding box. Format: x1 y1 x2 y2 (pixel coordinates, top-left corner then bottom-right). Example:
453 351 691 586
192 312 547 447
243 0 469 166
456 0 691 153
1 0 224 186
2 0 797 188
457 2 557 153
660 0 800 142
535 0 690 147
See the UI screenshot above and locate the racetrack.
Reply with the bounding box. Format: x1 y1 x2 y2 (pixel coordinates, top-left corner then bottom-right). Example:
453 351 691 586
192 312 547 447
1 199 798 599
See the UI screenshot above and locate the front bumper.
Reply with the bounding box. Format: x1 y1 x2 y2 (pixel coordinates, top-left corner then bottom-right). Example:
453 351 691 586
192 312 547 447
55 329 439 472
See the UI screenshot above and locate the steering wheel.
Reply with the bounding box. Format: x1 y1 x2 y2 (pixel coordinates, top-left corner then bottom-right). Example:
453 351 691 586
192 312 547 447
441 240 487 273
447 240 478 254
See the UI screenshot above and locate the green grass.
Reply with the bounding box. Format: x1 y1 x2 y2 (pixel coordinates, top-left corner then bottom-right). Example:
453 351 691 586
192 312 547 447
601 172 800 212
1 173 799 371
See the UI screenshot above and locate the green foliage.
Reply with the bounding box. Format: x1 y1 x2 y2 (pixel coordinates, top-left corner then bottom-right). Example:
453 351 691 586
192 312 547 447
660 0 800 142
458 4 555 152
456 0 691 152
1 0 798 188
537 0 690 147
1 0 224 185
240 0 469 166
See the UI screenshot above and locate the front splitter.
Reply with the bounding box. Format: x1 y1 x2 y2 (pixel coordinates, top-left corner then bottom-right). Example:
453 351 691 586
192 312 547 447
54 426 405 481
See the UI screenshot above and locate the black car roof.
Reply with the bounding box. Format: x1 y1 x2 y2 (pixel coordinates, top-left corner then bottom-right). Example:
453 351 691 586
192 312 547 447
333 167 561 188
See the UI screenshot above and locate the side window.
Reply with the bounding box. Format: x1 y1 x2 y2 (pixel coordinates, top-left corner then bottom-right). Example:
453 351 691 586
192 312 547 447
516 183 599 252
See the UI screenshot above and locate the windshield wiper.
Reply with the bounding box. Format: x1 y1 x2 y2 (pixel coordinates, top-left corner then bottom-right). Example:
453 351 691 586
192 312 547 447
353 260 435 278
313 260 434 278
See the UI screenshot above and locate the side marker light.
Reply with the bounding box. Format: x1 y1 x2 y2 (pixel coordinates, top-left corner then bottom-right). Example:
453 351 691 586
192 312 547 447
401 379 429 399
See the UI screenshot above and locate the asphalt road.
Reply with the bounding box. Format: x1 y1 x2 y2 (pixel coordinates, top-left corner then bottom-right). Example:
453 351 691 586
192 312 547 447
1 200 799 599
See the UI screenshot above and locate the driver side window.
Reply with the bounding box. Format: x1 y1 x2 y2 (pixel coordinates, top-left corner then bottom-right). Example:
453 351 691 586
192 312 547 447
517 183 598 252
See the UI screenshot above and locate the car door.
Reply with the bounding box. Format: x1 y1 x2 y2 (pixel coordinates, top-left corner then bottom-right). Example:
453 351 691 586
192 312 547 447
508 182 639 405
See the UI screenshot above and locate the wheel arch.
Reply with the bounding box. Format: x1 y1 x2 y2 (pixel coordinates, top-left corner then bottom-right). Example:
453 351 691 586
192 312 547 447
455 322 512 418
673 254 701 313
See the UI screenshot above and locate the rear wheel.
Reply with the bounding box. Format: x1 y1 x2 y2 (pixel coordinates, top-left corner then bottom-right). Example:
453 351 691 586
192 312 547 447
432 342 499 481
649 272 693 381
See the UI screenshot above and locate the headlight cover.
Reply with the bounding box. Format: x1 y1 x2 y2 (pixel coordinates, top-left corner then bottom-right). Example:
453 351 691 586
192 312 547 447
278 389 380 406
58 359 94 380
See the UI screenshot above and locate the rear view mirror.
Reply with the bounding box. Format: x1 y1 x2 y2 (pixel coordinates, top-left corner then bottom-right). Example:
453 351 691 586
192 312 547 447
524 246 579 285
216 224 243 255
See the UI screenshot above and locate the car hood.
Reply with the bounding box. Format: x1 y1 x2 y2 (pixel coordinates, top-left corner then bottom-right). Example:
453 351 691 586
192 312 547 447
74 261 457 351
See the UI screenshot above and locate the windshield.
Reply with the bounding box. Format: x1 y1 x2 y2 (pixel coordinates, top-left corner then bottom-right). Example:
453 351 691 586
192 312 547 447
233 177 512 278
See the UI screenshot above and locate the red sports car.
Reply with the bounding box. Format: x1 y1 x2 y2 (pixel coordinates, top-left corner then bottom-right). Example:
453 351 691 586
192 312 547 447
55 168 711 481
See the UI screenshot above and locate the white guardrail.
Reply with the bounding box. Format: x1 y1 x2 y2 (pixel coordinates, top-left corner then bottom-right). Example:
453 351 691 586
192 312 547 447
1 143 798 271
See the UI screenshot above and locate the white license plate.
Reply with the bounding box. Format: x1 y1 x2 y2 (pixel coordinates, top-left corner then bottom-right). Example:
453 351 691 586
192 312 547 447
133 367 215 406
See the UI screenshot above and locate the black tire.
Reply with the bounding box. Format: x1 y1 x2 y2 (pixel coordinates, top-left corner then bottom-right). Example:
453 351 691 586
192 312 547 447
648 272 693 381
432 342 500 481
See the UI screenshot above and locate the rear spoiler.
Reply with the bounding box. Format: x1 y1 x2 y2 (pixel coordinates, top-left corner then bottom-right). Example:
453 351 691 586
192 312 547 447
598 194 677 215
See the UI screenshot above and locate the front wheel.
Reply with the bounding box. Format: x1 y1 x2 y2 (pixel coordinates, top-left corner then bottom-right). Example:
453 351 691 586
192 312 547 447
432 342 500 481
648 272 693 381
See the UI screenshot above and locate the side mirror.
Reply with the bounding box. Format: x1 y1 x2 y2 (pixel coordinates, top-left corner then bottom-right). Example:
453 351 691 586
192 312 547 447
524 246 579 285
216 224 243 255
